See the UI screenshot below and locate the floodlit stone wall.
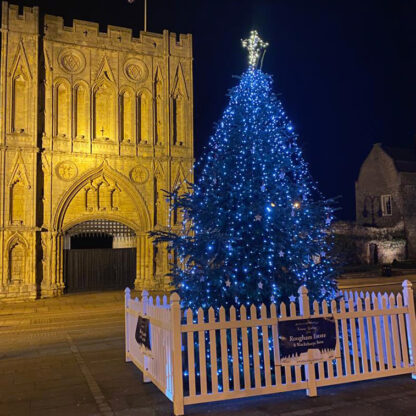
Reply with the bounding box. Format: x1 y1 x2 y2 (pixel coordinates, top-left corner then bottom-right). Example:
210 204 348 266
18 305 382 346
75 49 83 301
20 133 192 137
0 2 194 300
333 221 407 264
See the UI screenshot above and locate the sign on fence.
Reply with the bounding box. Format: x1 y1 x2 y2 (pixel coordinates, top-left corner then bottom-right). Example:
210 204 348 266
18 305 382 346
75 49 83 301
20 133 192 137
135 316 151 351
278 316 338 364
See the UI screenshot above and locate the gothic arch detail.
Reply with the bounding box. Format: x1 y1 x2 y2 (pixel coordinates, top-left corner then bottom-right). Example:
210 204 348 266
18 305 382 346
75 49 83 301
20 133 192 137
94 56 115 84
5 234 29 285
119 87 134 143
8 153 31 225
171 64 189 146
74 81 89 139
10 41 32 133
93 80 116 140
171 63 189 99
172 163 187 225
54 79 71 137
83 174 121 212
153 161 165 226
137 88 152 144
93 57 116 140
53 161 151 232
154 67 164 145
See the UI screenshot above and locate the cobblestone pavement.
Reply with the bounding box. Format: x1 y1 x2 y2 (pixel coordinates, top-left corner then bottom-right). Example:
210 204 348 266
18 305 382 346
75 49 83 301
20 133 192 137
1 291 416 416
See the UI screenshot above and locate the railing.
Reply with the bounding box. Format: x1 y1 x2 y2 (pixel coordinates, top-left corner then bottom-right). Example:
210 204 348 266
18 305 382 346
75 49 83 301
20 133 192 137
125 280 416 416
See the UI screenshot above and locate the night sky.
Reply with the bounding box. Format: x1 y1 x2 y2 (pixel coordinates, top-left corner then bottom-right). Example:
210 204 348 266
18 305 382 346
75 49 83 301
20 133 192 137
20 0 416 219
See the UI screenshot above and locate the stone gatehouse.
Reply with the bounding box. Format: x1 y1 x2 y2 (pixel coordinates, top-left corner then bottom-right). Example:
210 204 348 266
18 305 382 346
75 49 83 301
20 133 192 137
0 2 194 300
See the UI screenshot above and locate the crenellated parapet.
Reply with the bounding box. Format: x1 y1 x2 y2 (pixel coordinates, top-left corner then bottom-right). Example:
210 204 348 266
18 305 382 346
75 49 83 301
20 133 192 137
43 15 192 58
1 2 39 34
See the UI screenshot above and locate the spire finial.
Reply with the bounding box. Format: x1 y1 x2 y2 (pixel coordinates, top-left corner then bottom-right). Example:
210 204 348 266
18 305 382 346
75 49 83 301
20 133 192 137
241 30 269 70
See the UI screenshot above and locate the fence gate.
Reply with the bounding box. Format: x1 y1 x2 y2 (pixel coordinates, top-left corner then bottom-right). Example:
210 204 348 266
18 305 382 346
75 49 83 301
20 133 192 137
125 280 416 416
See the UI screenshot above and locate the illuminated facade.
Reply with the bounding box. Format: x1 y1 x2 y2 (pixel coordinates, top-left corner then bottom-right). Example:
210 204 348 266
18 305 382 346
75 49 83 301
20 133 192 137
0 3 194 300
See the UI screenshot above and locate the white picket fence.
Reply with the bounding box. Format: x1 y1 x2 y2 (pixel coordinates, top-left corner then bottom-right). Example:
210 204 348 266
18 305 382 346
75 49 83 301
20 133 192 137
125 280 416 415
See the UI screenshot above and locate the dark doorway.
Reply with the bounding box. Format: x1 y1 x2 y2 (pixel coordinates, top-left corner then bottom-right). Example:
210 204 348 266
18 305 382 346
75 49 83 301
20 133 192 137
71 234 112 249
63 220 136 293
369 243 378 264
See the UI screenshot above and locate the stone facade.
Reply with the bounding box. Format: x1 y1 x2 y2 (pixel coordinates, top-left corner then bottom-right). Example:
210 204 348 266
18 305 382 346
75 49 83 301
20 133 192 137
333 221 406 265
0 3 194 300
354 143 416 260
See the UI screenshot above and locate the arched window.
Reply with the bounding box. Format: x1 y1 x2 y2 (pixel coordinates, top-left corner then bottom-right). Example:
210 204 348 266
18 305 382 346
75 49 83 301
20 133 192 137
93 82 115 139
85 186 95 212
10 180 25 225
120 91 133 142
172 94 185 146
154 71 163 145
12 74 28 133
75 84 88 138
137 92 151 144
56 82 70 137
9 242 25 283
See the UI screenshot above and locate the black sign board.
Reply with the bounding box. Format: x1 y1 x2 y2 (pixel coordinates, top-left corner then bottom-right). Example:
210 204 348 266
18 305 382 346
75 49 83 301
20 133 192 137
278 316 337 364
135 316 151 351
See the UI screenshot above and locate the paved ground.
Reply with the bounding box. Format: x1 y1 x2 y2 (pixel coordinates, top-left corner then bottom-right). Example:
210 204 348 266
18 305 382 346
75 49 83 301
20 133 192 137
1 290 416 416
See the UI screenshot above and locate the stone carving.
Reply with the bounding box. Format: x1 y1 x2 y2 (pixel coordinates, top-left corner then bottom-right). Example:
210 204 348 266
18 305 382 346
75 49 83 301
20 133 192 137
41 154 51 174
9 154 31 225
10 42 32 133
154 67 163 145
9 241 24 283
123 59 148 83
56 161 78 181
58 49 86 74
83 174 121 212
130 165 149 184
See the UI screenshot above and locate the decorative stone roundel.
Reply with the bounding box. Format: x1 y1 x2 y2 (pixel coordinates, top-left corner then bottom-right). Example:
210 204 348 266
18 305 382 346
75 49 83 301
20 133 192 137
123 59 148 83
130 165 149 184
56 161 78 182
58 49 86 74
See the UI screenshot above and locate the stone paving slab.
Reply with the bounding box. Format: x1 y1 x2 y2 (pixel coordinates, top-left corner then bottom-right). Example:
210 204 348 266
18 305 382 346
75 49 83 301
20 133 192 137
1 291 416 415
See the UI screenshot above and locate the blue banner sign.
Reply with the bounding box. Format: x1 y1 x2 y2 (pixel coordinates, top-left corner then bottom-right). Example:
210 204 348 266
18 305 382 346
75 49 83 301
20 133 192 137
278 316 338 364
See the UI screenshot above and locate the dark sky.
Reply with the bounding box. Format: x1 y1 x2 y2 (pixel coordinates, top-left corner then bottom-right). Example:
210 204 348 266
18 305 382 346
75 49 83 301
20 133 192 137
20 0 416 219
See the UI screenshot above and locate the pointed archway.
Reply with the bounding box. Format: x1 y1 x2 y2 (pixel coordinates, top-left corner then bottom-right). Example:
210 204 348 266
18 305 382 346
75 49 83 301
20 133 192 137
45 161 152 294
63 219 137 292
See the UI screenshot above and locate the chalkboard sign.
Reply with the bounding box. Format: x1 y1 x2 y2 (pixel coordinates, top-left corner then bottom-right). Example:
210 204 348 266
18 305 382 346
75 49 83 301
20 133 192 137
135 316 151 351
278 316 338 364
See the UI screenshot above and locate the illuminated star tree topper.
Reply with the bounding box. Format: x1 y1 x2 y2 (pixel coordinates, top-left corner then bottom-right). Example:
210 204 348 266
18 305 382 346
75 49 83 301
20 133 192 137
241 30 269 69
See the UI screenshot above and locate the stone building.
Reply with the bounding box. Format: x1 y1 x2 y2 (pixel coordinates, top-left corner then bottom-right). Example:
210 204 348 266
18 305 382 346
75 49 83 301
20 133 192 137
332 220 406 265
349 142 416 263
0 3 194 300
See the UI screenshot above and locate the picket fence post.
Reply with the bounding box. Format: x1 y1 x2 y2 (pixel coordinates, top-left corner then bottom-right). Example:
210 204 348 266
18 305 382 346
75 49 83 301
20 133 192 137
402 280 416 379
171 292 184 415
142 290 151 383
125 287 131 362
298 285 318 397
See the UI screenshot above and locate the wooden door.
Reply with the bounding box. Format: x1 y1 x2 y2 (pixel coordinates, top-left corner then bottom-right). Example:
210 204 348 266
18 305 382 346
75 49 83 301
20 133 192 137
64 248 136 292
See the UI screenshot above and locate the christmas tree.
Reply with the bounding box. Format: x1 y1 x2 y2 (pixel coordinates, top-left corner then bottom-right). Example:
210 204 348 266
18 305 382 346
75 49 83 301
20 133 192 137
153 31 337 309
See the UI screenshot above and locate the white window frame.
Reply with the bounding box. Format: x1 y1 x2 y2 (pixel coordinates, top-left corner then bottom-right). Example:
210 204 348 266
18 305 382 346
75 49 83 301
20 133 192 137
381 194 392 216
